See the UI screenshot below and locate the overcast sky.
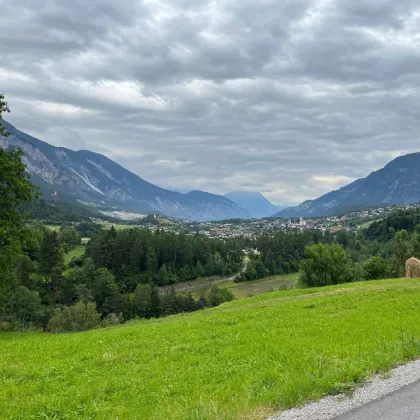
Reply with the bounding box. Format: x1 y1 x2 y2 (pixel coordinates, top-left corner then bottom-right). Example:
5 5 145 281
1 0 420 205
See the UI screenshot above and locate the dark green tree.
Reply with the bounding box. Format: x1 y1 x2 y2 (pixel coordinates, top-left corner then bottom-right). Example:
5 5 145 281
39 230 64 277
0 95 37 310
156 263 169 286
195 261 204 277
363 255 392 280
6 286 44 328
159 288 178 316
14 254 36 288
133 284 152 318
150 286 160 318
299 243 357 287
75 284 94 303
392 230 409 277
411 225 420 258
264 250 277 275
93 268 123 316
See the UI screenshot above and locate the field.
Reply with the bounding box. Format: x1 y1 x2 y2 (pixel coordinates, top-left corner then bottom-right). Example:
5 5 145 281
360 217 384 229
44 222 139 232
159 267 299 299
3 278 420 419
98 221 141 231
63 245 86 266
44 224 62 231
226 273 299 298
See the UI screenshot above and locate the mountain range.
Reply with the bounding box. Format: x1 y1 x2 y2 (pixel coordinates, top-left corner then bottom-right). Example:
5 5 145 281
4 119 420 221
0 120 250 222
275 153 420 218
224 191 281 218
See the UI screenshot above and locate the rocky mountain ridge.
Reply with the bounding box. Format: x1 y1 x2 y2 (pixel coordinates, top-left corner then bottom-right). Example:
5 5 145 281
275 153 420 218
0 120 249 221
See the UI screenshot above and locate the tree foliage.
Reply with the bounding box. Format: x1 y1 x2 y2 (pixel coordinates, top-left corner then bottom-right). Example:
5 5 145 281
0 95 38 309
0 93 10 136
299 243 361 287
48 302 101 333
6 286 44 329
86 228 244 289
363 255 393 280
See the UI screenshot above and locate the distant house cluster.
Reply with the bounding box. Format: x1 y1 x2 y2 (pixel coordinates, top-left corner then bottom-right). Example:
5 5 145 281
91 203 420 241
186 203 420 239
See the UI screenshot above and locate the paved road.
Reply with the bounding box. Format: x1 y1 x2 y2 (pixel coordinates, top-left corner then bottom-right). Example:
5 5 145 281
335 380 420 420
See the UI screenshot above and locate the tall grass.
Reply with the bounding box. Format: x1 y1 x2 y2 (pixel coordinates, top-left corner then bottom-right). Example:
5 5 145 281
2 278 420 419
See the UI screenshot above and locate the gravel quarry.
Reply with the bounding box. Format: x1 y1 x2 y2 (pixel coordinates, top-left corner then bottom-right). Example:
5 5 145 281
269 359 420 420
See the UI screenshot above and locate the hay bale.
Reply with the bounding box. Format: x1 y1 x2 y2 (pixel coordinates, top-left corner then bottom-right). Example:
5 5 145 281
405 257 420 278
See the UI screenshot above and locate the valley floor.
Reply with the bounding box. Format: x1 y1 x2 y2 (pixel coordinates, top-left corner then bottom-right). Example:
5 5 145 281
159 269 299 298
2 278 420 419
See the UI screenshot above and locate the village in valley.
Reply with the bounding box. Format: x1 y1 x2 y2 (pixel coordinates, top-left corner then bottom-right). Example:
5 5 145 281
187 203 420 239
89 203 420 240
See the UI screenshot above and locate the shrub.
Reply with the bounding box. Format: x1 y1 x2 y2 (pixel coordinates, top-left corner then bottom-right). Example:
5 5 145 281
363 255 393 280
208 285 234 307
101 312 124 328
0 321 11 332
299 243 361 287
48 302 101 333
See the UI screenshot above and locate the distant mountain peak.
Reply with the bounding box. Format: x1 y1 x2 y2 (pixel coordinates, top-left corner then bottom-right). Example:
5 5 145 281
225 191 281 218
0 119 249 222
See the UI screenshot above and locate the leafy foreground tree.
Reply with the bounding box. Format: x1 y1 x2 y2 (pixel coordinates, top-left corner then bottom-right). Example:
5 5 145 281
0 93 10 136
299 243 363 287
0 95 38 310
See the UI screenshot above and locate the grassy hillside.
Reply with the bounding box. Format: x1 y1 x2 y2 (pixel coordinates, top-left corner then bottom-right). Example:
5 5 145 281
3 279 420 419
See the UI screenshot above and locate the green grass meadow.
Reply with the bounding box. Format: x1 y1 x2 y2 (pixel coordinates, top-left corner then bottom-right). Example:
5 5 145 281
44 224 62 231
2 278 420 419
228 273 299 298
180 272 299 299
64 245 86 266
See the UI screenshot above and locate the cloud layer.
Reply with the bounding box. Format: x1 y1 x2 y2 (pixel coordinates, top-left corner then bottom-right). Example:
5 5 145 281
1 0 420 204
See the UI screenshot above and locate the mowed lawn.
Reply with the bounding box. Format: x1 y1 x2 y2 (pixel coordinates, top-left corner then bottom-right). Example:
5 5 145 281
3 279 420 419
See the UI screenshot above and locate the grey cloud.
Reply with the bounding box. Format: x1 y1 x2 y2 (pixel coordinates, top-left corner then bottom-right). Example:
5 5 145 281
1 0 420 205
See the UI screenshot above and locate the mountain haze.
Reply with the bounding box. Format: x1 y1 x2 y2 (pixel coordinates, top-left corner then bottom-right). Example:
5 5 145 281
275 153 420 218
0 120 249 221
225 191 281 218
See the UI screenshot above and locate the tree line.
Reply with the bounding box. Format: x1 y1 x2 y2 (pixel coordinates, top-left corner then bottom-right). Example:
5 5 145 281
86 227 245 288
234 217 420 287
298 225 420 287
1 223 236 332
